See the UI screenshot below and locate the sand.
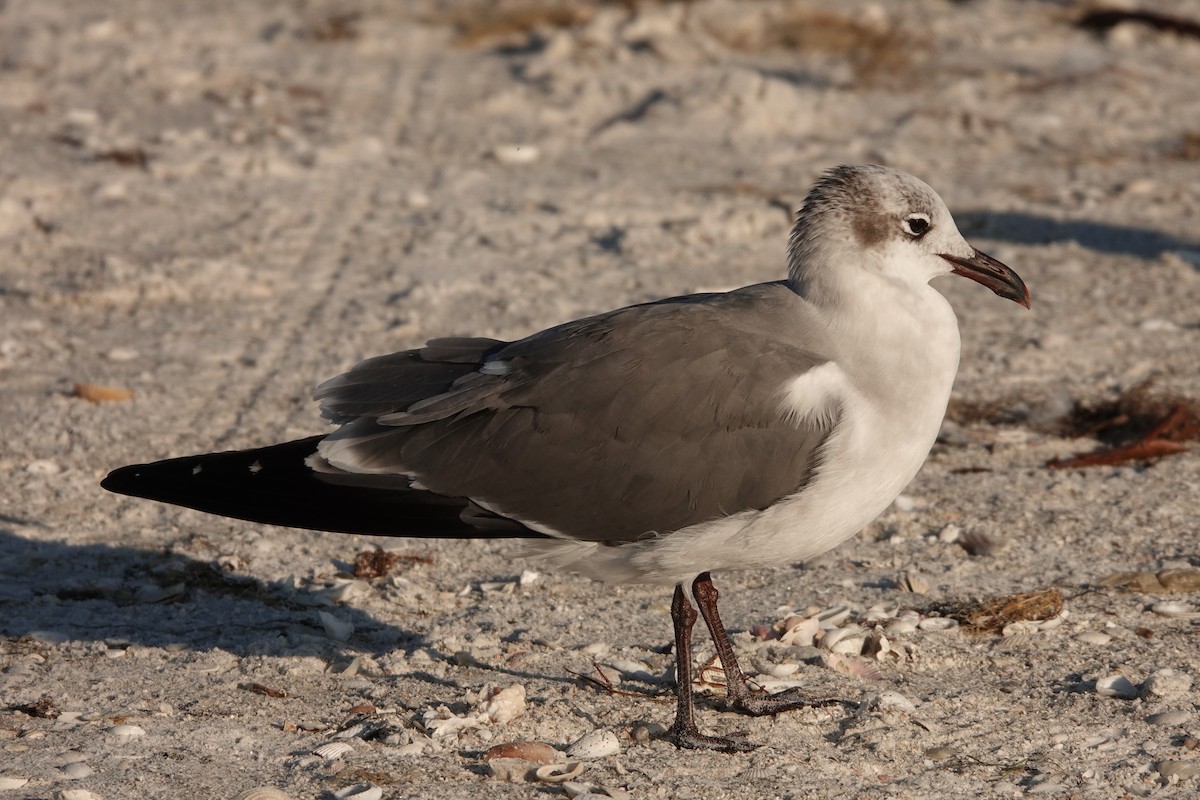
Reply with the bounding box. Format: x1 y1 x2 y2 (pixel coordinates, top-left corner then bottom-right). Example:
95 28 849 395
1 1 1199 797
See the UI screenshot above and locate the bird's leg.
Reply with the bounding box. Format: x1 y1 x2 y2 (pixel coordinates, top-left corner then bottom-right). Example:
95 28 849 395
691 572 855 716
666 583 754 752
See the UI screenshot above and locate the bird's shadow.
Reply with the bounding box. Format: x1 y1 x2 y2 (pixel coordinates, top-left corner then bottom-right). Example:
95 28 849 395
0 526 422 659
956 209 1197 261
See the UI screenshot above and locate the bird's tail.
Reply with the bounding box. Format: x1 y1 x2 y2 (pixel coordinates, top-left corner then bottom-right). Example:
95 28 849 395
101 436 543 539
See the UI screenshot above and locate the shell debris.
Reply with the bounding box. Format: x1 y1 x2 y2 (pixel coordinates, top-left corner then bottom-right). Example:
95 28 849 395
486 684 527 725
332 785 383 800
231 790 293 800
59 790 105 800
567 729 621 760
535 762 586 783
0 777 30 790
312 741 354 760
106 724 146 737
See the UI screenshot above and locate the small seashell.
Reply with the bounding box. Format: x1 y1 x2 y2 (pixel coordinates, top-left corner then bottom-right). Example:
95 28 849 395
877 690 917 713
492 144 540 165
485 684 526 725
318 611 354 642
1075 630 1112 645
484 741 560 763
1151 601 1199 619
535 762 586 783
567 729 621 760
332 784 382 800
937 525 960 544
0 777 30 790
898 570 930 594
818 625 860 652
73 383 135 403
1146 710 1191 726
107 724 146 737
778 616 819 647
519 569 539 586
60 762 93 779
822 653 882 681
816 606 851 629
232 789 293 800
865 602 898 621
312 741 354 760
862 630 889 659
885 617 917 636
59 790 105 800
917 617 957 632
1095 674 1138 700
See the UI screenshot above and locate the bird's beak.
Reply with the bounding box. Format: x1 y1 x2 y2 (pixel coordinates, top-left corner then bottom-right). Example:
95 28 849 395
940 249 1031 308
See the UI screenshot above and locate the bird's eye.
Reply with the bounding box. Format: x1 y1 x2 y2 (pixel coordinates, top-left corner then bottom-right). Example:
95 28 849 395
903 214 931 237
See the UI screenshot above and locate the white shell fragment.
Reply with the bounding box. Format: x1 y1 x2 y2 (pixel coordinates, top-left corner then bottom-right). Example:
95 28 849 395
567 729 621 760
1095 674 1139 700
318 611 355 641
332 784 383 800
816 606 851 629
486 684 527 725
312 741 354 759
1075 631 1112 646
1151 601 1200 619
1146 710 1191 726
107 724 146 737
917 617 958 632
232 789 293 800
0 777 30 790
535 762 586 783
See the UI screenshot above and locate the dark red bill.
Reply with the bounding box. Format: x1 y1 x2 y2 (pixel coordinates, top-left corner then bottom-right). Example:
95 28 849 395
940 249 1030 308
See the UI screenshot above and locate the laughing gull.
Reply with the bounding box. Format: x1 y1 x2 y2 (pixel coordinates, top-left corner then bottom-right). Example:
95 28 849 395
103 164 1029 751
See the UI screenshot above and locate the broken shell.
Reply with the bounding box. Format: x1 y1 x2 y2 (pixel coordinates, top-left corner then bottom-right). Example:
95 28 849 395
312 741 354 759
535 762 586 783
332 785 382 800
1075 630 1112 646
318 611 354 641
486 684 527 725
816 606 852 629
0 777 30 790
484 741 560 763
865 602 898 621
232 790 293 800
1151 601 1199 619
567 729 621 759
107 724 146 737
917 617 957 632
898 571 930 594
1095 674 1138 700
778 616 819 647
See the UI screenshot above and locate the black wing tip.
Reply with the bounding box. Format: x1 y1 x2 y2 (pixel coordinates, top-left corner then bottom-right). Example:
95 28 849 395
101 463 148 497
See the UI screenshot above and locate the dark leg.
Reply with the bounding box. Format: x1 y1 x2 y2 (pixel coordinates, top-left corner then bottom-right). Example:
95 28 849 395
692 572 855 716
666 583 754 752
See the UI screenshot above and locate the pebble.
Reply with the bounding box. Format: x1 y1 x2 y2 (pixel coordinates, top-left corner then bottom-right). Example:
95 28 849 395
1146 710 1190 726
487 758 536 783
107 724 146 737
484 741 560 764
60 762 94 779
105 346 139 361
1095 674 1138 700
567 730 621 760
1074 631 1112 646
59 790 105 800
25 459 61 475
492 144 540 165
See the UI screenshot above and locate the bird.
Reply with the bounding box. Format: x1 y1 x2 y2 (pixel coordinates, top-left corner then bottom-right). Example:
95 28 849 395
103 164 1029 752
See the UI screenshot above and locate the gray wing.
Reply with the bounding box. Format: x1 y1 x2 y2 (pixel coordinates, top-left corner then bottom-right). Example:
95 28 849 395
312 282 835 543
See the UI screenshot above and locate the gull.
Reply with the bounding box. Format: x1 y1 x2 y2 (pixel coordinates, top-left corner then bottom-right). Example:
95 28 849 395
103 164 1029 751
